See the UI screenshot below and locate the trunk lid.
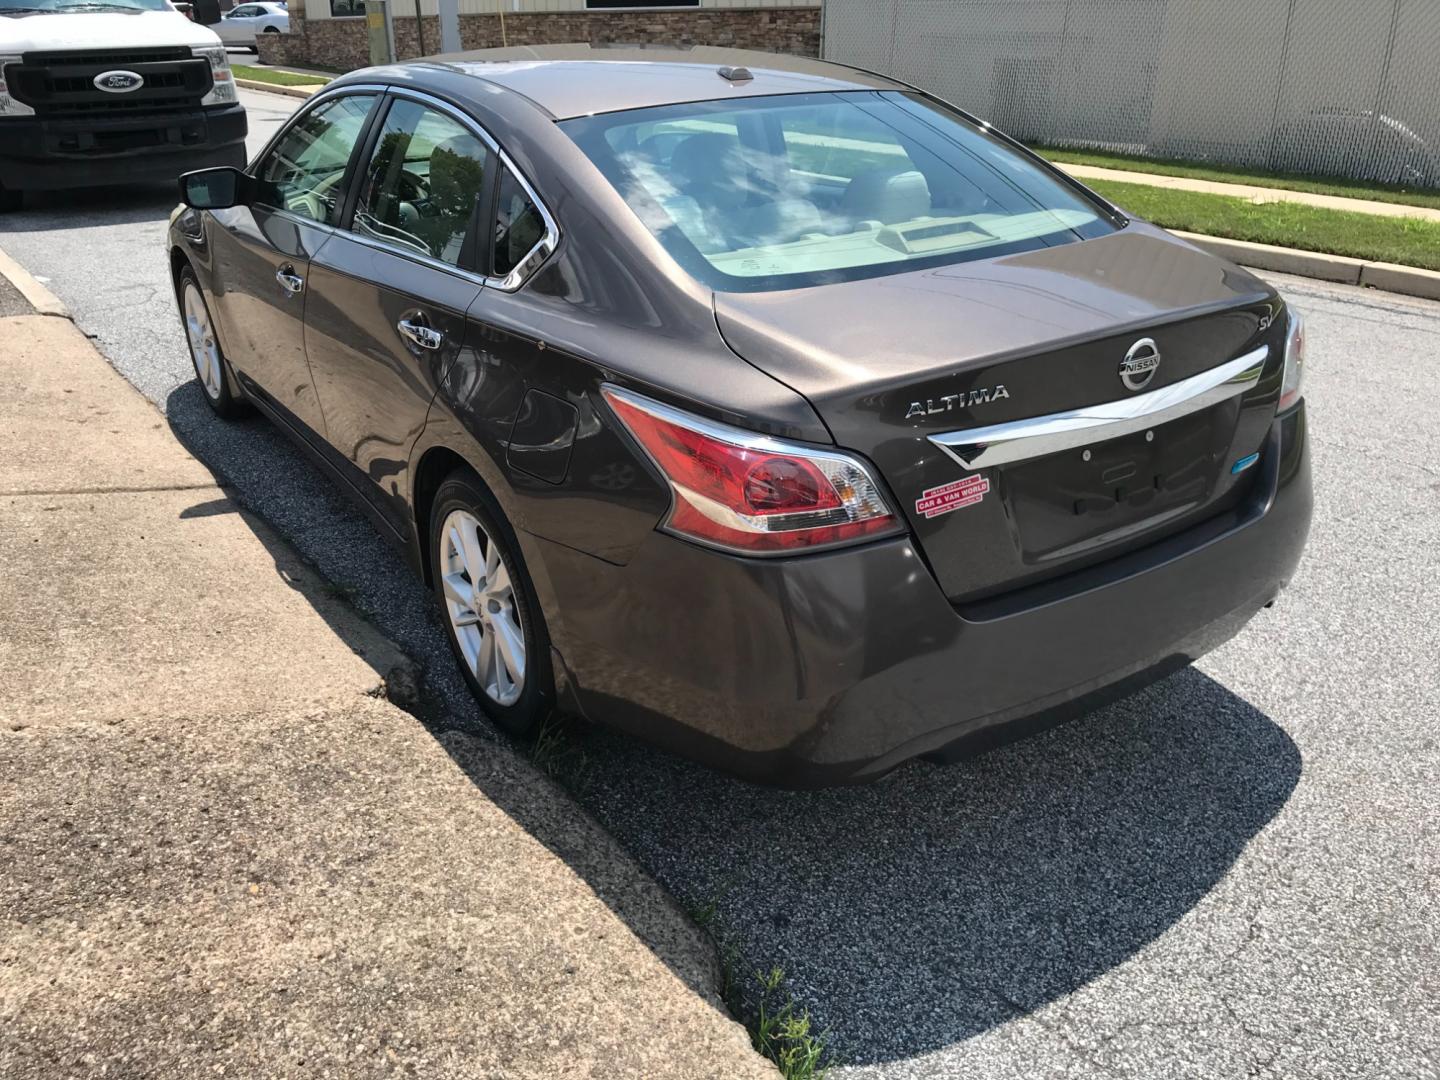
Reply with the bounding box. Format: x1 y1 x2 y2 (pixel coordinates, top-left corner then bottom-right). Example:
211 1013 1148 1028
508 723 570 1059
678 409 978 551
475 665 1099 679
714 226 1287 603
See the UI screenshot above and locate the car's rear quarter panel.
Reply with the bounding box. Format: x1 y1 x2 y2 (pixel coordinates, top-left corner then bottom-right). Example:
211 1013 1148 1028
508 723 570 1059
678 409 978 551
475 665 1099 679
407 66 835 570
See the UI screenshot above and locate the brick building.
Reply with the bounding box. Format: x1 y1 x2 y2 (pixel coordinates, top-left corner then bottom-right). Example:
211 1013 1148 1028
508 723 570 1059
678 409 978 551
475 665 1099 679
258 0 822 71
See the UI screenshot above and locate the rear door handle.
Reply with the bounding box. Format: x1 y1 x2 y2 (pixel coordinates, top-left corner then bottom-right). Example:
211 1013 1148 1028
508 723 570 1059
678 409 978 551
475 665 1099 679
275 265 304 295
397 317 444 351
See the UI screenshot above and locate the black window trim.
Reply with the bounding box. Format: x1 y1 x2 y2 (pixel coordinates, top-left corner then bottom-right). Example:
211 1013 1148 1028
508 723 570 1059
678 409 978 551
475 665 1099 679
246 82 559 291
352 86 558 292
335 89 497 281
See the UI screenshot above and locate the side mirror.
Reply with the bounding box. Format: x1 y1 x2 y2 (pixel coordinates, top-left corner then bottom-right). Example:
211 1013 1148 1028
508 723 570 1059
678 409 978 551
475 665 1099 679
179 166 250 210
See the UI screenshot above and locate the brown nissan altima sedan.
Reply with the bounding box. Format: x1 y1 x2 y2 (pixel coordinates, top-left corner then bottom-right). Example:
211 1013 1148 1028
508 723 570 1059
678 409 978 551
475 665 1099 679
167 45 1312 786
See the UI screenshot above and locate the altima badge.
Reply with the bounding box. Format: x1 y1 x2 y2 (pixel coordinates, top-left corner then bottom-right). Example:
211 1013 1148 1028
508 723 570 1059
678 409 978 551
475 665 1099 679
906 384 1009 419
1120 338 1161 391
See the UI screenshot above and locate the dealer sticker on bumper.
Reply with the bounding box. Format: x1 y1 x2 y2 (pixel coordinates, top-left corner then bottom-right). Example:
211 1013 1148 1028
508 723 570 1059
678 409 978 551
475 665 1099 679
915 475 990 519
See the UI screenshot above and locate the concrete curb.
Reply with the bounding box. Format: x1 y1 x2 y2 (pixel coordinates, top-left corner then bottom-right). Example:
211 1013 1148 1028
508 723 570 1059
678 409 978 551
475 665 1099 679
1174 232 1440 302
0 244 68 318
234 77 324 98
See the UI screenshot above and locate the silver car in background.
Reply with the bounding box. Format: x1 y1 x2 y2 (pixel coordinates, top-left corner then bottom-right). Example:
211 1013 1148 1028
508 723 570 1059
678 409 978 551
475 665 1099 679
214 0 287 51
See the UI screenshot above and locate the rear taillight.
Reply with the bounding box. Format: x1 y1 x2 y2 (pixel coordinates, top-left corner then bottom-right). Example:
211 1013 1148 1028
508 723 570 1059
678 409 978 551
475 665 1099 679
1279 309 1305 411
602 385 902 555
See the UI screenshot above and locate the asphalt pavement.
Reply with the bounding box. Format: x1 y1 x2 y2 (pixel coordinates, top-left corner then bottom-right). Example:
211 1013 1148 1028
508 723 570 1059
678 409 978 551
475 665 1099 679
2 87 1436 1079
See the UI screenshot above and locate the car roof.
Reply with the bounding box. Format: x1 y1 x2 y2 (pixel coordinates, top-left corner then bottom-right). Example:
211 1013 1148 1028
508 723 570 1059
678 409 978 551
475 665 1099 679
411 44 908 121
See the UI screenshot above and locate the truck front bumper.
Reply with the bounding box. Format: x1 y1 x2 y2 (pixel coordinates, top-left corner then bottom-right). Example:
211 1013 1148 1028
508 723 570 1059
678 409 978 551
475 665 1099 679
0 103 247 191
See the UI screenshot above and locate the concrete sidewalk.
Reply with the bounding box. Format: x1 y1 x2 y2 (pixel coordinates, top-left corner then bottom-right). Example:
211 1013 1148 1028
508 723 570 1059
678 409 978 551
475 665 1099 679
0 309 775 1078
1057 161 1440 223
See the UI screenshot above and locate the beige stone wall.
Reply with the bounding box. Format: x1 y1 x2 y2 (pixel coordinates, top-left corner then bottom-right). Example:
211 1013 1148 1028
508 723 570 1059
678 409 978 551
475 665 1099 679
257 5 820 69
315 0 819 16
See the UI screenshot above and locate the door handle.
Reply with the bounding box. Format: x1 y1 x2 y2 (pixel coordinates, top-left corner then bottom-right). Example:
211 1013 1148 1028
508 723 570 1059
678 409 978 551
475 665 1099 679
275 265 304 295
397 317 444 351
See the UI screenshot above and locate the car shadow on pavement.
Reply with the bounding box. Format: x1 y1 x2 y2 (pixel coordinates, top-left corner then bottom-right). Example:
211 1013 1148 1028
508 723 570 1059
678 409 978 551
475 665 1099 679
0 185 177 231
562 667 1302 1066
158 378 742 1014
160 374 1301 1069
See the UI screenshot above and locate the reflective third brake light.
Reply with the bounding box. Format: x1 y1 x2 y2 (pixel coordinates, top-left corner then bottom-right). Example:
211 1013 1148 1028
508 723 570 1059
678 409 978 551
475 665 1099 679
601 385 902 555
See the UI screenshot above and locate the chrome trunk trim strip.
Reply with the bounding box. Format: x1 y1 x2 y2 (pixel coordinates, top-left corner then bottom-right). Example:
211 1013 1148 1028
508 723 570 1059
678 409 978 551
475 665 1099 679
928 345 1269 470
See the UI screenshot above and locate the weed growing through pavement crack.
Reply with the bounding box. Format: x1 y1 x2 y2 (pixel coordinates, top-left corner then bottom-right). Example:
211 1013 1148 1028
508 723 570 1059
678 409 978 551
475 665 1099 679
527 711 592 790
752 966 828 1080
531 725 827 1076
685 899 830 1080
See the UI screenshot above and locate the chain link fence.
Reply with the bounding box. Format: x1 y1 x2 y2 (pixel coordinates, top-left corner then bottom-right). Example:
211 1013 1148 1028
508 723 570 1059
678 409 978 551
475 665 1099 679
822 0 1440 189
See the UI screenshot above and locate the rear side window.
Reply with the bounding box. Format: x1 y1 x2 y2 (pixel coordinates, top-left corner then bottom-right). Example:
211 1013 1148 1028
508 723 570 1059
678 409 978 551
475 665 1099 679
352 98 489 267
256 93 375 225
492 166 546 279
562 90 1118 293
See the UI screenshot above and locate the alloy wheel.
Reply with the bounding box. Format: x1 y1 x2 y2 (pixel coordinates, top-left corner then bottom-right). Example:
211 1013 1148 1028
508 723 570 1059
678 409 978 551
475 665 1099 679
439 508 526 706
183 281 223 401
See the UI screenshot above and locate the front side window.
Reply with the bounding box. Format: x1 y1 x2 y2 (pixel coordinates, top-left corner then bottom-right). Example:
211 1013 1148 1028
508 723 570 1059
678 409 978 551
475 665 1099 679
256 93 375 224
353 98 489 267
562 91 1118 292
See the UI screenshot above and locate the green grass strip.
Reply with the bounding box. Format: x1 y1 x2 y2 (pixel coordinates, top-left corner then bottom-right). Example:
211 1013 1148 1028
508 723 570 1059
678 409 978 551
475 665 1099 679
1087 178 1440 272
232 65 331 87
1039 145 1440 212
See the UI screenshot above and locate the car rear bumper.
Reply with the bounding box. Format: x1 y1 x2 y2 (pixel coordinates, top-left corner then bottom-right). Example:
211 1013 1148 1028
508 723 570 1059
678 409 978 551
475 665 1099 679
529 404 1312 787
0 104 247 191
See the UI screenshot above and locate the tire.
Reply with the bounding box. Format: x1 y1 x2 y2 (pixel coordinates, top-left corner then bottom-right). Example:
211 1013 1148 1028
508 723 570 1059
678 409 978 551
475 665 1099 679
0 182 21 213
430 471 554 736
176 264 249 419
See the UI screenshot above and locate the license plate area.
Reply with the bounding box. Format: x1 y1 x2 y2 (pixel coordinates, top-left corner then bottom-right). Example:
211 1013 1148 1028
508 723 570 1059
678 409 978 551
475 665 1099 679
1004 402 1240 563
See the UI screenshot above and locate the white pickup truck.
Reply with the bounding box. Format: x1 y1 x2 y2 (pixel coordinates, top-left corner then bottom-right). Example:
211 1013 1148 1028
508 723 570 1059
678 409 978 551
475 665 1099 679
0 0 245 210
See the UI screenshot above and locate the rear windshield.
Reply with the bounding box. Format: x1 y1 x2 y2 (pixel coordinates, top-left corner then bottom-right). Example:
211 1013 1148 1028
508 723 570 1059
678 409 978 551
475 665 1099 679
561 91 1119 293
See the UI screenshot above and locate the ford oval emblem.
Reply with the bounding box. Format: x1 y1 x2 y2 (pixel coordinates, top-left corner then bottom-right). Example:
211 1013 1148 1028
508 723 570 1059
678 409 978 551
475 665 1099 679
94 70 144 93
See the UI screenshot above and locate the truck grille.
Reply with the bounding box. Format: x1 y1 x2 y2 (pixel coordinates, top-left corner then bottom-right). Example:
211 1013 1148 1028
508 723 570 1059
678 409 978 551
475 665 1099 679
7 49 212 116
23 47 191 66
